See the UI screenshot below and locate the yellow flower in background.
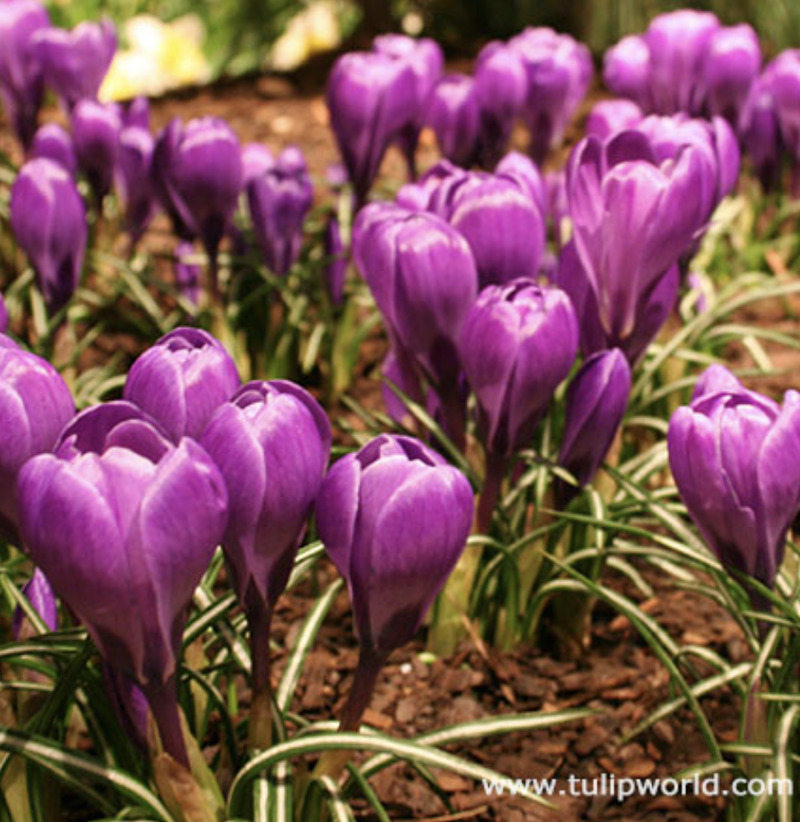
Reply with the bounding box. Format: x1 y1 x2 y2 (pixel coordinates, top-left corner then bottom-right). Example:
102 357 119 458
268 1 343 71
100 14 211 101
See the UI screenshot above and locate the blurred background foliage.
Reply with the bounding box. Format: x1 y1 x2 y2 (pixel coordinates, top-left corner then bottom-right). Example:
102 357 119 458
42 0 800 82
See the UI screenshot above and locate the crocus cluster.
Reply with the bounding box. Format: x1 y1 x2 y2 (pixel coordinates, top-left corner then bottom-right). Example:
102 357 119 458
604 10 761 126
668 366 800 597
3 324 476 771
354 181 584 525
0 4 115 148
428 29 591 170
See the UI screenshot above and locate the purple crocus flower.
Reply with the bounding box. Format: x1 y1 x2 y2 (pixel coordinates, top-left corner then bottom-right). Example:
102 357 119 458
632 114 740 208
556 349 631 505
327 51 416 205
703 24 761 125
426 74 481 169
201 381 330 615
117 126 156 244
71 99 121 206
18 402 228 767
509 27 593 164
740 77 783 192
0 340 74 544
353 204 478 448
247 146 313 276
473 41 527 168
30 123 77 175
32 19 115 109
763 51 800 184
644 10 721 115
585 99 643 141
241 142 275 186
0 0 50 148
427 169 546 288
123 327 240 442
12 568 58 638
152 117 243 267
668 367 800 590
603 35 653 111
316 434 473 658
200 380 330 739
10 158 87 312
460 279 578 460
566 132 712 348
372 34 443 176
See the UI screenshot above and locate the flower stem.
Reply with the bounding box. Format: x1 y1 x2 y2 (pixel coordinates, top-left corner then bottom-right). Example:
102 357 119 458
477 451 507 535
247 598 274 753
144 676 189 770
312 648 385 783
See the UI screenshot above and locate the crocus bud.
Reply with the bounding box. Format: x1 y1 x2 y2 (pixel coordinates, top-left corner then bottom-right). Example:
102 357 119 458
32 19 116 109
603 35 652 110
117 126 155 244
556 349 631 505
740 79 783 192
247 146 313 276
18 402 228 766
316 434 474 657
644 10 721 114
703 24 761 125
10 158 87 311
353 205 478 447
327 51 416 204
426 74 481 168
668 367 800 590
509 27 593 163
30 123 77 175
124 327 240 442
473 41 527 167
0 0 50 148
0 339 73 544
459 279 578 457
586 99 643 140
71 99 121 206
152 117 243 265
372 34 443 175
566 132 710 346
324 213 346 305
12 568 58 639
428 171 546 288
202 380 330 612
241 142 274 186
